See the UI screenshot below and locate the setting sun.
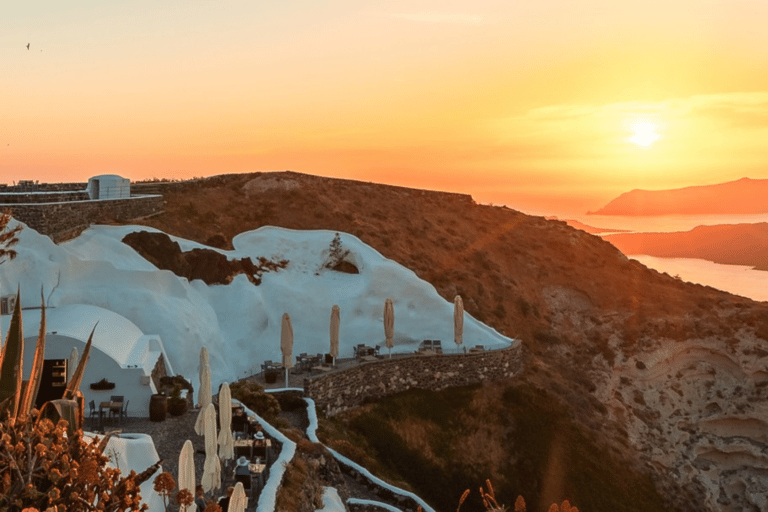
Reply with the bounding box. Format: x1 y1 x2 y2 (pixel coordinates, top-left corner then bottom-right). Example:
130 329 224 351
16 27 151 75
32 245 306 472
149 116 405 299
629 120 660 147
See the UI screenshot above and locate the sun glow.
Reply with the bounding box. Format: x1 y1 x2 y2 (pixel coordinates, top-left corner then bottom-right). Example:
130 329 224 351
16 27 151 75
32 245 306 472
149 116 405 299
629 120 660 147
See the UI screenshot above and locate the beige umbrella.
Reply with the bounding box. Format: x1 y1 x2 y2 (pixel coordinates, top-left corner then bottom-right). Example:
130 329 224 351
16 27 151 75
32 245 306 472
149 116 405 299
67 347 79 382
195 347 212 435
454 295 464 353
384 298 394 358
229 482 247 512
281 313 294 388
178 440 197 512
201 403 221 493
217 382 234 461
330 305 340 366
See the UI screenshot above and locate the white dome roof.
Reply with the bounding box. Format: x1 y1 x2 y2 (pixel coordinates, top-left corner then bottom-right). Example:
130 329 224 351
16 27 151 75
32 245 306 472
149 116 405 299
22 304 144 366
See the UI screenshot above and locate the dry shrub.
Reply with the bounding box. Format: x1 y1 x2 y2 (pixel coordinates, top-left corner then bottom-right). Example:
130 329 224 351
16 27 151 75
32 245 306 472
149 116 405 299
296 438 326 456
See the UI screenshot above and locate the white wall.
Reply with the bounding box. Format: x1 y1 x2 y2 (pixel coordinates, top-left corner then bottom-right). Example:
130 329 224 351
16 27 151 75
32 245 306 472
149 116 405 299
22 334 159 418
87 175 131 200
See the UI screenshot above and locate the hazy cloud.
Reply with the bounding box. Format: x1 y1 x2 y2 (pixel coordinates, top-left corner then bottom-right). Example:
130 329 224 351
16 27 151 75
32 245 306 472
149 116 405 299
386 11 486 25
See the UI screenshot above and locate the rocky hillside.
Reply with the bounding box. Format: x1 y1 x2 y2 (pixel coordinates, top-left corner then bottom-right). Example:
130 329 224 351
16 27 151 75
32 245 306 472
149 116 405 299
126 172 768 512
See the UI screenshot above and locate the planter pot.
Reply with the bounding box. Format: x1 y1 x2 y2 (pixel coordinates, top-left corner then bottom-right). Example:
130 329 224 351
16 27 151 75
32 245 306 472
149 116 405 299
168 399 187 416
149 394 167 422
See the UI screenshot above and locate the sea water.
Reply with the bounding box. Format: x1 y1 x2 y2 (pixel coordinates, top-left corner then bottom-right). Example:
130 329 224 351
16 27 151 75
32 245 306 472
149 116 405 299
560 212 768 302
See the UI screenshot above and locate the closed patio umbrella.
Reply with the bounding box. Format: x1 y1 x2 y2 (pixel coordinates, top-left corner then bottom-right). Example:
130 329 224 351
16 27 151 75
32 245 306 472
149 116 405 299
195 347 212 435
178 440 197 512
330 305 340 366
229 482 247 512
384 298 394 358
201 403 221 493
454 295 464 353
217 382 234 461
281 313 294 388
67 347 79 382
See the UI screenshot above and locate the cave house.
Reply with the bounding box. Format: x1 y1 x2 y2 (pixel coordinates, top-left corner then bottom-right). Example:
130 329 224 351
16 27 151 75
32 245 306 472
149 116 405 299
19 303 174 419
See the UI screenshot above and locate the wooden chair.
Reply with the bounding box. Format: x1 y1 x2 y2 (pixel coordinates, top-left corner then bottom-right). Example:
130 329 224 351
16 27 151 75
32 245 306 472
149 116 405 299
109 396 124 424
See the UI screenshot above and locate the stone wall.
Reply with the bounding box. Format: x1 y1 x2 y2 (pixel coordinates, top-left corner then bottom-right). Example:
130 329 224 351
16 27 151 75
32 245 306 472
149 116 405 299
304 344 526 417
0 182 86 193
4 195 164 242
0 191 90 203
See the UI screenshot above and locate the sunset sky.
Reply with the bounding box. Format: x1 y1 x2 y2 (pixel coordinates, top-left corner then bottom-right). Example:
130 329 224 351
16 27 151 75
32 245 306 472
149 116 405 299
4 1 768 214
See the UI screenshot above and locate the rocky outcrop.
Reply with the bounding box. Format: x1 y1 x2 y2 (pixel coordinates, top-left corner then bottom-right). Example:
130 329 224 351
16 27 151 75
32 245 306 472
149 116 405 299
122 231 288 285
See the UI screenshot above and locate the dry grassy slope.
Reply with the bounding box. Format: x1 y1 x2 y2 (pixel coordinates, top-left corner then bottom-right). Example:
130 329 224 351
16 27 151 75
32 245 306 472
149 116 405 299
131 172 768 512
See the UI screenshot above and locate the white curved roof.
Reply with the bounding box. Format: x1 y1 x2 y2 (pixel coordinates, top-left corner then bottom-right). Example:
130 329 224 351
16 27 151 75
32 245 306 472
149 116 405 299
21 304 145 367
89 174 127 181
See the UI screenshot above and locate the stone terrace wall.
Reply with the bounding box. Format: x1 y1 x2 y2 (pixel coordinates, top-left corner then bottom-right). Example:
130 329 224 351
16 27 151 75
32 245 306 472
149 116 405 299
5 195 164 242
0 182 86 192
0 191 90 203
305 344 526 417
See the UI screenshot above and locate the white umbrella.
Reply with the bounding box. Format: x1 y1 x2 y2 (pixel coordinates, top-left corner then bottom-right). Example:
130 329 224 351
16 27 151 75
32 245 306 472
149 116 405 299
201 403 221 493
384 298 394 358
178 440 197 512
195 347 211 435
229 482 247 512
330 305 340 366
281 313 294 388
67 347 79 382
217 382 234 461
454 295 464 353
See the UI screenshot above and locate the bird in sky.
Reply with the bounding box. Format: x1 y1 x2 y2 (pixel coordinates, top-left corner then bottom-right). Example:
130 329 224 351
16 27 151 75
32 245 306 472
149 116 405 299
26 43 30 50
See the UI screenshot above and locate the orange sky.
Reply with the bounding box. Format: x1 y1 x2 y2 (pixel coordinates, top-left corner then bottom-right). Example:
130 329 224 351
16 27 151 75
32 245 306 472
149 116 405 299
4 1 768 214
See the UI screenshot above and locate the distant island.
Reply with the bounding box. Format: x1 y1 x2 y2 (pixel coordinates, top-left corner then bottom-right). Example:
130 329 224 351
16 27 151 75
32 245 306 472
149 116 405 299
603 222 768 270
589 177 768 215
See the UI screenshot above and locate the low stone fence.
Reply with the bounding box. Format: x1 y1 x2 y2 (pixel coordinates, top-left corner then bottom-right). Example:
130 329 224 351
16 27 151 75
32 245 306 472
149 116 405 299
305 344 526 417
5 195 164 242
0 190 90 203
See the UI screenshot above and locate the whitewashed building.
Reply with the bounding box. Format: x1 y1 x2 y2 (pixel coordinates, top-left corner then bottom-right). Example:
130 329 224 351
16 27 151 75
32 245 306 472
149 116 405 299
20 304 174 417
87 174 131 200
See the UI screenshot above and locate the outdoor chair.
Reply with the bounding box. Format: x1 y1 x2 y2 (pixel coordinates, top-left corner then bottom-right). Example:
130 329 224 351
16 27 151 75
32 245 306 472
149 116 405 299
106 396 123 424
88 400 99 428
121 400 129 419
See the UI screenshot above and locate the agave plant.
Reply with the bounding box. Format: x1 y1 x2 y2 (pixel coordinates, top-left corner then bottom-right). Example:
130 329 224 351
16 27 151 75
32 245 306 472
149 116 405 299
0 286 156 511
0 288 96 432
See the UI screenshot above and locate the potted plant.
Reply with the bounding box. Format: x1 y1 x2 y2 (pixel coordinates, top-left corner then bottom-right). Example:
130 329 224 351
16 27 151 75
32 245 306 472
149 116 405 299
167 383 187 416
90 378 116 390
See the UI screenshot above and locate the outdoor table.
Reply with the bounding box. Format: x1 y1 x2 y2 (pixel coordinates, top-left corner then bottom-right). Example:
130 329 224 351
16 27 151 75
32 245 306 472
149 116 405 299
248 462 266 493
233 438 272 459
355 345 376 358
99 401 123 428
233 438 254 459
